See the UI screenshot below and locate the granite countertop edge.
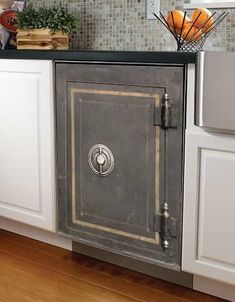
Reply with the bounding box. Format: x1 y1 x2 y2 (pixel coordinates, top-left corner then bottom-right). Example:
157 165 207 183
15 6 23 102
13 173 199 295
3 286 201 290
0 50 197 64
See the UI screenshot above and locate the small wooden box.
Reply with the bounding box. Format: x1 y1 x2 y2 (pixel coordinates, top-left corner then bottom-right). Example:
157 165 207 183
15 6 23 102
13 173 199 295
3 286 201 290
17 29 69 50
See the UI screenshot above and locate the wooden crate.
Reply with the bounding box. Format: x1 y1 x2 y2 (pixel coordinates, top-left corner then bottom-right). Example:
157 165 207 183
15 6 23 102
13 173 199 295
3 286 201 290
17 29 69 50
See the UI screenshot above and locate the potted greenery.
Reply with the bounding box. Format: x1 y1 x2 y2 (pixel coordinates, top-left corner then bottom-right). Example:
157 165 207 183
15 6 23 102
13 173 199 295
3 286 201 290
16 5 77 50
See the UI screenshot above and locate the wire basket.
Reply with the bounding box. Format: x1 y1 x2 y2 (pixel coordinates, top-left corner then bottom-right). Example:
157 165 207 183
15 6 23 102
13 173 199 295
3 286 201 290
154 11 229 52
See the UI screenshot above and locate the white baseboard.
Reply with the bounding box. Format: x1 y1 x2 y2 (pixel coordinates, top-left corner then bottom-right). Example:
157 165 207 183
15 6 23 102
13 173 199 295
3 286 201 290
194 275 235 302
0 217 72 251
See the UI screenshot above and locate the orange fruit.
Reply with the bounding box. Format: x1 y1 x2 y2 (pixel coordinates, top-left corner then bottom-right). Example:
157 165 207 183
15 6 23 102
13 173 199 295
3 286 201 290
169 26 182 35
167 10 190 31
191 8 214 32
182 23 202 41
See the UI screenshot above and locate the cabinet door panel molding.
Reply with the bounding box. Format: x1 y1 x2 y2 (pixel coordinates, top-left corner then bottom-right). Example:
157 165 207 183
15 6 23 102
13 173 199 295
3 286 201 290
0 60 56 231
183 132 235 285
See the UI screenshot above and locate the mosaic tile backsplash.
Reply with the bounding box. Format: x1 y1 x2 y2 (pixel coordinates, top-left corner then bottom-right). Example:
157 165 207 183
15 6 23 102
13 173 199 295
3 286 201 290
30 0 235 51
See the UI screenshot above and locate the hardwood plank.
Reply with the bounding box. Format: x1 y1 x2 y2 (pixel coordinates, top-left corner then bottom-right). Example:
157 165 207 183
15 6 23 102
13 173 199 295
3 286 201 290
0 230 227 302
81 269 191 302
0 252 141 302
0 282 48 302
0 235 94 278
57 252 225 302
61 253 225 302
0 229 70 259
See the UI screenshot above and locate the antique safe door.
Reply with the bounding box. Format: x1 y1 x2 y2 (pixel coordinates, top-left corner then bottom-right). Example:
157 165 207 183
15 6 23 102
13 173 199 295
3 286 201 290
56 62 185 270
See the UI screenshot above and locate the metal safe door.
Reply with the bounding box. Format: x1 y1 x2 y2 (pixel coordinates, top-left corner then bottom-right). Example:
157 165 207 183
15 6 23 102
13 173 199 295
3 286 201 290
56 63 185 270
70 83 159 240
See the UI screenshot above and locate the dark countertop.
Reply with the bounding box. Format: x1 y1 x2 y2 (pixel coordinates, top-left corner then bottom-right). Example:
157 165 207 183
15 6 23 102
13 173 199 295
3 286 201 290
0 50 197 64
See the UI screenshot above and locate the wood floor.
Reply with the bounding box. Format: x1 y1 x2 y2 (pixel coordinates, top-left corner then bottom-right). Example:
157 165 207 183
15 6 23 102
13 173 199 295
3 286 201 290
0 229 226 302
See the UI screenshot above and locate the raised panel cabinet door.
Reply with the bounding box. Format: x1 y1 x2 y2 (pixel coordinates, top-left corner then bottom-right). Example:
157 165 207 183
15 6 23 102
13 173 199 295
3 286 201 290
183 131 235 285
0 60 56 231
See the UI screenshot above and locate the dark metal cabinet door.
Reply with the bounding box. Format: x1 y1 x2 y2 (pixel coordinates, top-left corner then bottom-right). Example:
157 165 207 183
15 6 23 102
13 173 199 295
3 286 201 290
56 63 185 270
70 83 158 238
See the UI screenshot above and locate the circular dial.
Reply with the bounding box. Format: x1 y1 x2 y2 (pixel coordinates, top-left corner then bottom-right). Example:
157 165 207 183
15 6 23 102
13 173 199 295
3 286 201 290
88 144 114 177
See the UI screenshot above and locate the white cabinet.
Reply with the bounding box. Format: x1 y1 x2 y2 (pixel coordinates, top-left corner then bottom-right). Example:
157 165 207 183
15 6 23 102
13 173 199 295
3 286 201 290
183 131 235 285
0 60 56 232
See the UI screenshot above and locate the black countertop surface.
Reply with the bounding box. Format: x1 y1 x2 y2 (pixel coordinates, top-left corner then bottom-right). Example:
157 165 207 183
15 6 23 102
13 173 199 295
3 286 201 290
0 50 197 64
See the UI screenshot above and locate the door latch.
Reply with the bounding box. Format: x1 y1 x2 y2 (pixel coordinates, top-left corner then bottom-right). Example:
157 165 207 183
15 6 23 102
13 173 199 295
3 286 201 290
153 203 177 250
154 93 178 129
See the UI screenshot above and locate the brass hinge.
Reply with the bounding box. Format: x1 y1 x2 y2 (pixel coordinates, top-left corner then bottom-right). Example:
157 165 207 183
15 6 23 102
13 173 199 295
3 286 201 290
154 93 178 129
154 203 177 250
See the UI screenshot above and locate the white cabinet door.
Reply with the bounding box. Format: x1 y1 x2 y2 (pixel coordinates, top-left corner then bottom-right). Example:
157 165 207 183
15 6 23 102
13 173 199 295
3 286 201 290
183 131 235 285
0 60 56 232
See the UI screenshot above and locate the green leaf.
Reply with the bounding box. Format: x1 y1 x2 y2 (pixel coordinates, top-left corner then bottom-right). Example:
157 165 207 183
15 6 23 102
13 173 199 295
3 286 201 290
16 4 78 34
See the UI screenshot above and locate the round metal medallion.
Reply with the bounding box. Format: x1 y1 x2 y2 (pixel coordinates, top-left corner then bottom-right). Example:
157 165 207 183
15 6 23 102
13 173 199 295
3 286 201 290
88 144 114 177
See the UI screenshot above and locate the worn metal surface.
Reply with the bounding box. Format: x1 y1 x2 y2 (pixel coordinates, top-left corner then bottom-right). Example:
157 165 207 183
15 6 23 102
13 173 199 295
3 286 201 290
56 62 185 270
70 84 158 239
